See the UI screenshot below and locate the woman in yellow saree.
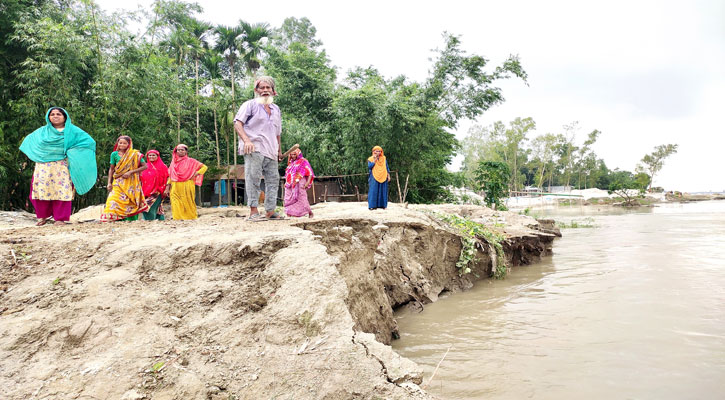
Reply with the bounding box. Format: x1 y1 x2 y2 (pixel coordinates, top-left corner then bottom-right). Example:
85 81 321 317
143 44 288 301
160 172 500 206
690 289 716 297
163 144 207 220
101 136 149 221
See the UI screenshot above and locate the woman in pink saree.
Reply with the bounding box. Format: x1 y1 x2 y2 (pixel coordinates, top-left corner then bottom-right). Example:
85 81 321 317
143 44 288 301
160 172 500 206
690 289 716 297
283 148 315 218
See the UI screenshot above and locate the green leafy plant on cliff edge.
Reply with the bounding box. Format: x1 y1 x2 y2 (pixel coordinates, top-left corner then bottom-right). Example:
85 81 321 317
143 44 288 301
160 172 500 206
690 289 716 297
474 161 511 211
429 212 508 279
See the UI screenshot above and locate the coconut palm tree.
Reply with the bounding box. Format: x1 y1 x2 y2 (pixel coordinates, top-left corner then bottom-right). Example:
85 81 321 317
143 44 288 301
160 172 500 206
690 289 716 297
238 21 271 76
214 25 243 204
161 28 194 143
201 51 223 168
187 19 212 151
201 50 225 205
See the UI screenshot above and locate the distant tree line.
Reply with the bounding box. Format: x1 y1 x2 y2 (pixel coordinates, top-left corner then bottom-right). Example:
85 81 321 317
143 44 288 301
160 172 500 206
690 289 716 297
0 0 528 210
460 118 678 195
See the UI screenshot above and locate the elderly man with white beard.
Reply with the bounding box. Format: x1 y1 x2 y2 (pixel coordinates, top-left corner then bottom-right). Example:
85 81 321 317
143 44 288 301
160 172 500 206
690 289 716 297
234 76 284 221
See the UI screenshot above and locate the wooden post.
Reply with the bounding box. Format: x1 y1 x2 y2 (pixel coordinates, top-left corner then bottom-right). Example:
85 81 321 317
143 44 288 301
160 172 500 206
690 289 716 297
312 182 316 204
217 178 221 207
226 179 230 206
402 174 409 203
355 185 360 201
395 171 403 203
234 156 237 207
323 185 328 202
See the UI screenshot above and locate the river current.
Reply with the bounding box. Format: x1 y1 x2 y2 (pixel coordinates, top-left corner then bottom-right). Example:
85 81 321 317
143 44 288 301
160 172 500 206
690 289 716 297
392 201 725 399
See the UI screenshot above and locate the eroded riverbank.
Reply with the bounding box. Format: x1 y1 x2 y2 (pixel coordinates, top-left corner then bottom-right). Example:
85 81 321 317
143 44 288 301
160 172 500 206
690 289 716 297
0 203 557 399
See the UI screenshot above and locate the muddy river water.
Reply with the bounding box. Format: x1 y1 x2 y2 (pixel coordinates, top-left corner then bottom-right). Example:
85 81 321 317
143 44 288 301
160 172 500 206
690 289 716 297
392 201 725 399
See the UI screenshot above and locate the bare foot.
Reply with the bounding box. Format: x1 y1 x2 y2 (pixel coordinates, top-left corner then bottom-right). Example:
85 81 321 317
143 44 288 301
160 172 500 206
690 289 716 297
53 220 68 226
36 218 49 226
308 212 314 218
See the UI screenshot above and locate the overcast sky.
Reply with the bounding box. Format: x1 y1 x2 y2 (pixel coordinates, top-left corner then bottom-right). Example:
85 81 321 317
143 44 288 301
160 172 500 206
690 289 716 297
97 0 725 192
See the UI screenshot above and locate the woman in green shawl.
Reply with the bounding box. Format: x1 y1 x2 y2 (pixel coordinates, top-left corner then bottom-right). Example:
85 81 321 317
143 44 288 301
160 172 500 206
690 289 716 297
19 107 97 225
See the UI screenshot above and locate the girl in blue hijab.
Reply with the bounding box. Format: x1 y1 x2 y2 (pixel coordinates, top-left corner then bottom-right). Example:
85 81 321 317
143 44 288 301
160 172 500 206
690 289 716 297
19 107 97 225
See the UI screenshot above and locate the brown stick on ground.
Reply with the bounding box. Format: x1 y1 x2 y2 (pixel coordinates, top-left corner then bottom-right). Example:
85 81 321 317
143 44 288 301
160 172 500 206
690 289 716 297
423 345 452 389
395 171 403 203
10 249 17 266
402 174 409 203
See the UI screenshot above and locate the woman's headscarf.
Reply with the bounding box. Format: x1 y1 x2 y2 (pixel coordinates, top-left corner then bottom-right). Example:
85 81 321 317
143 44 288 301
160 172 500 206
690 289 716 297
169 144 204 185
111 136 143 179
19 107 97 194
367 146 388 183
285 149 315 188
141 150 169 197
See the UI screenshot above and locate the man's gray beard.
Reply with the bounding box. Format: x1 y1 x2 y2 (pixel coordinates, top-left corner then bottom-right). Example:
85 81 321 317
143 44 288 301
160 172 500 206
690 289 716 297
255 96 274 105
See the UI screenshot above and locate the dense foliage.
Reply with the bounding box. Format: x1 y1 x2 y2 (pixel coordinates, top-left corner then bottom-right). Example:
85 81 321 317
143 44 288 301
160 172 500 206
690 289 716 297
1 0 527 210
607 170 651 206
474 161 510 210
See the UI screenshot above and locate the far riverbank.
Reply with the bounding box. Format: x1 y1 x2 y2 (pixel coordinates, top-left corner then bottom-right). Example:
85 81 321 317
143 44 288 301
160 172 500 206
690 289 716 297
505 188 725 211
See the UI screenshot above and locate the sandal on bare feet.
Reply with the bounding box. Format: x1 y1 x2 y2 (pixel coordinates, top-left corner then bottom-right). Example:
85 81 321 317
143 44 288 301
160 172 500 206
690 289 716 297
54 220 69 226
36 218 49 226
247 213 267 222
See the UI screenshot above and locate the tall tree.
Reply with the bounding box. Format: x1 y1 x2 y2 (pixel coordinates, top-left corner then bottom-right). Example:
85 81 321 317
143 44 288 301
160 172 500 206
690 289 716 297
214 24 242 203
460 124 492 181
201 51 223 167
272 17 323 50
638 144 678 190
529 133 559 191
461 118 533 191
503 117 535 191
573 129 601 189
161 28 193 142
145 0 201 47
424 33 528 129
238 21 271 77
186 19 212 151
560 121 579 188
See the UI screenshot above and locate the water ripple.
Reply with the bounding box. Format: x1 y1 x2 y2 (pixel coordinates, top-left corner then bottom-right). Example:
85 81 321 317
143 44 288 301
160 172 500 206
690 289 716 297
393 201 725 399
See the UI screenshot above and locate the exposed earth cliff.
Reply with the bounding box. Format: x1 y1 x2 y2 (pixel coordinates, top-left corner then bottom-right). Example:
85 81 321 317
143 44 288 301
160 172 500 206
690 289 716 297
0 203 558 399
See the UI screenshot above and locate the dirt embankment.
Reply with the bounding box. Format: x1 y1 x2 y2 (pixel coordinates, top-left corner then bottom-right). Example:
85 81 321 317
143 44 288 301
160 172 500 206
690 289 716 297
665 192 725 202
0 203 557 400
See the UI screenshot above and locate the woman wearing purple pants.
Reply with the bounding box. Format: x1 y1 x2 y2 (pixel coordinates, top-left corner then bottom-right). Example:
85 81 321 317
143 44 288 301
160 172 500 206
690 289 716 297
19 107 97 225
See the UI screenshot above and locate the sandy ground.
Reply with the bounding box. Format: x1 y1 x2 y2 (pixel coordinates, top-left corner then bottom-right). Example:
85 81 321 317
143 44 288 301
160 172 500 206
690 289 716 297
0 202 552 400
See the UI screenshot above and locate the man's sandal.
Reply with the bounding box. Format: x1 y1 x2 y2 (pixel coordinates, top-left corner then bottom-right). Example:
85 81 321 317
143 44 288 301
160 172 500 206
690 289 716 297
247 213 267 222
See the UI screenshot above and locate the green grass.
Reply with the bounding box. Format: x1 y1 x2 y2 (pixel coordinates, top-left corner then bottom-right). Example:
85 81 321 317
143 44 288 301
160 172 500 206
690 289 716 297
519 207 541 219
556 217 596 228
151 361 165 373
